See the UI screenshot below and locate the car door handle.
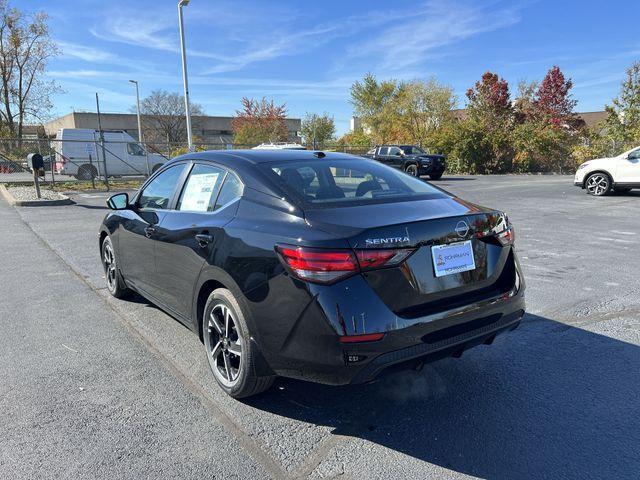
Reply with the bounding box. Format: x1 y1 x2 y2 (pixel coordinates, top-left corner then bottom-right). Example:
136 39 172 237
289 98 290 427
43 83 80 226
144 226 156 238
195 233 213 247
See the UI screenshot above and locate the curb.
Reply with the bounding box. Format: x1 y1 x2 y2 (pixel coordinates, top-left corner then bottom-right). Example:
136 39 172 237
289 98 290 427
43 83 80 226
0 183 74 207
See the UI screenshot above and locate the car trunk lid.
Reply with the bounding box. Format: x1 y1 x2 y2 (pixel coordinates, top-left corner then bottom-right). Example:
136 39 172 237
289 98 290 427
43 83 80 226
303 196 514 317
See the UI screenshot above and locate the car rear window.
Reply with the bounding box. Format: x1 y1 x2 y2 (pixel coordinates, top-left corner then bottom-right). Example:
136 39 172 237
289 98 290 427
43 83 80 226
263 157 445 208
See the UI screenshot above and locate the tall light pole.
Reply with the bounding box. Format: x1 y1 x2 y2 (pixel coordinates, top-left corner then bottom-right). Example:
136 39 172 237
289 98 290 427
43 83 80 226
177 0 193 151
128 79 150 175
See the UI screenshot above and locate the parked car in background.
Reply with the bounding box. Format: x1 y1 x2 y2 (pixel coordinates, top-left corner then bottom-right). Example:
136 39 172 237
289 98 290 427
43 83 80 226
100 150 524 398
574 146 640 195
363 145 446 180
252 142 306 150
55 128 168 180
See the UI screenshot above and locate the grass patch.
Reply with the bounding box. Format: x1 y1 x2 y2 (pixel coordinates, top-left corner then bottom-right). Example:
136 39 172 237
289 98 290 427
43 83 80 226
3 179 142 192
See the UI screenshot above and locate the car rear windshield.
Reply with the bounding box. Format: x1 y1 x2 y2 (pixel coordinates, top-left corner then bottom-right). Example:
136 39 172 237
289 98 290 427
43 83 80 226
262 157 446 208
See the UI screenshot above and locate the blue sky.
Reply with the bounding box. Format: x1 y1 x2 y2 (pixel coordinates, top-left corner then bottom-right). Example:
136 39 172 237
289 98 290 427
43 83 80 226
22 0 640 135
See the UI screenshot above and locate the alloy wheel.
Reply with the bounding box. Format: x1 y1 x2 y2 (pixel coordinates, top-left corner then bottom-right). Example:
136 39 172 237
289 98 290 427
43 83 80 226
102 242 117 292
586 174 609 195
406 164 418 177
207 303 243 387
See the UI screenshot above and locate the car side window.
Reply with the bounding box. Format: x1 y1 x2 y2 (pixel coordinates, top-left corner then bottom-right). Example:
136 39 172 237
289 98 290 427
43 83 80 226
378 147 389 156
177 164 225 212
214 172 243 210
127 143 145 156
388 147 401 156
366 148 376 155
138 164 186 210
628 149 640 160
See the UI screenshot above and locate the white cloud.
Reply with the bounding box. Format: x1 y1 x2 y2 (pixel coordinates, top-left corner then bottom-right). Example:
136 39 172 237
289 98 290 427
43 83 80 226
57 40 118 62
346 0 524 70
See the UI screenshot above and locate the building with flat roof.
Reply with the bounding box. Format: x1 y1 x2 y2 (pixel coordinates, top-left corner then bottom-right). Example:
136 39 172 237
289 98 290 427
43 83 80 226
43 112 302 144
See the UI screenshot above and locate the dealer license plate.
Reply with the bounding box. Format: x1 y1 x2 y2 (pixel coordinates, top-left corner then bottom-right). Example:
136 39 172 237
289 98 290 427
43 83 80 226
431 240 476 278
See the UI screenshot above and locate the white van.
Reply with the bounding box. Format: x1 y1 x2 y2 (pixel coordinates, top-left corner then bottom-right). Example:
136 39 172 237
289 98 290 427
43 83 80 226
54 129 168 179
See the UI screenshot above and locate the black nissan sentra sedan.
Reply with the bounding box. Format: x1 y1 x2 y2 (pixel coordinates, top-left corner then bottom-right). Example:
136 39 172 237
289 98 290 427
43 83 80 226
100 150 525 398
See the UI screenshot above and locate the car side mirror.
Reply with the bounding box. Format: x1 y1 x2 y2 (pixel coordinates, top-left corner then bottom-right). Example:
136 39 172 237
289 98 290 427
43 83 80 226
107 192 129 210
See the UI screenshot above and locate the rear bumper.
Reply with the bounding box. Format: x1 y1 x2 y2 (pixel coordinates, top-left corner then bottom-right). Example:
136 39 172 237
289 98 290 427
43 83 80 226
350 306 523 384
256 261 525 386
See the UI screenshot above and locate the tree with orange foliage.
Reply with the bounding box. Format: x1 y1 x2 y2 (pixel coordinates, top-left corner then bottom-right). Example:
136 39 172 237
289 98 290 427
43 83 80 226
231 97 289 146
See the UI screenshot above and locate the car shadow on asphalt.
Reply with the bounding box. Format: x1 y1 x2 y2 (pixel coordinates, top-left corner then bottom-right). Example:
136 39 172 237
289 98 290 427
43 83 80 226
245 313 640 479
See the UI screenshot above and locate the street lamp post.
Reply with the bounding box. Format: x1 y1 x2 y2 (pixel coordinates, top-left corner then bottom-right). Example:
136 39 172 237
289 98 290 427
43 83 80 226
129 79 150 175
177 0 193 151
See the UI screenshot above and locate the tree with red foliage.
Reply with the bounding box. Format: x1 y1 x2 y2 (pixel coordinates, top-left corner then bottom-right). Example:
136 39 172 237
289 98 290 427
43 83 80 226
456 71 513 172
466 71 512 124
232 97 289 146
534 66 581 128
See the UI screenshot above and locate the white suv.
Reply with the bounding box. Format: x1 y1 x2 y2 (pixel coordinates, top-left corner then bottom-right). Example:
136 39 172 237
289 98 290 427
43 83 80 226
574 146 640 195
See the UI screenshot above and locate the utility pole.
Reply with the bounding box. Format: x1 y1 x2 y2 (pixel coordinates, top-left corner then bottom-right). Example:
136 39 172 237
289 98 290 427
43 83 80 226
95 93 109 191
178 0 193 151
129 79 150 175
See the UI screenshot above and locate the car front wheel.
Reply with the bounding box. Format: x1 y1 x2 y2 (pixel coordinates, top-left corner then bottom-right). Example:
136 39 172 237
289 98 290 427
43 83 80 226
101 236 131 298
203 288 274 398
585 172 611 196
404 163 419 177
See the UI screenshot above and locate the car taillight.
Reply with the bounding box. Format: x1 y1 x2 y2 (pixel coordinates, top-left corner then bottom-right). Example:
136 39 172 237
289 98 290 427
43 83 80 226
355 249 414 271
276 245 358 284
496 225 515 246
276 245 414 284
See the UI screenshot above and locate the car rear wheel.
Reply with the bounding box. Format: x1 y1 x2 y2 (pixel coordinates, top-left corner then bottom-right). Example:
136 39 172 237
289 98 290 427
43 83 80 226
429 172 443 180
404 163 419 177
76 164 97 181
101 236 131 298
203 288 274 398
585 172 611 196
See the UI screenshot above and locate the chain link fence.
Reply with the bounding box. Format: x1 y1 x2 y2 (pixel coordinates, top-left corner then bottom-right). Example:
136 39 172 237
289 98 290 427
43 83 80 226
0 137 375 191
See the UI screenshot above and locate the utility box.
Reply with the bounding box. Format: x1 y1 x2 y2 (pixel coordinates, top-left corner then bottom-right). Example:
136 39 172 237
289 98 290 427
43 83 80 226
27 153 44 170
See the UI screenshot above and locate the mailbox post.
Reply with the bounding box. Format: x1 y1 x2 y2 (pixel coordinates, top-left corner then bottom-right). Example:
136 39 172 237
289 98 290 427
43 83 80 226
27 153 44 199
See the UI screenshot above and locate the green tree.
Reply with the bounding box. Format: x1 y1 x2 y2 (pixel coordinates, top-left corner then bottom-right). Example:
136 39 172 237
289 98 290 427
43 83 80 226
0 1 60 138
232 97 288 146
395 78 456 146
603 61 640 149
350 73 400 143
301 112 335 148
334 127 373 154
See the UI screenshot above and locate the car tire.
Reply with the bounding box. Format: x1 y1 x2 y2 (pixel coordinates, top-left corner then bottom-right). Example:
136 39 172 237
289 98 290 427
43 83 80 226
585 172 612 196
429 172 443 180
76 164 97 181
203 288 274 399
404 163 419 177
101 236 131 298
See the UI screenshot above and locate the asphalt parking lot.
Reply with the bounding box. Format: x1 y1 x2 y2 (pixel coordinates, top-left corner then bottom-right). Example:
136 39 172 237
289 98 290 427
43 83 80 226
1 174 639 479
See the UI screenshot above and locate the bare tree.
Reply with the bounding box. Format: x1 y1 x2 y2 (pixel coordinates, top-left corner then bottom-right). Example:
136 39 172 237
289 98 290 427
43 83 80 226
137 90 204 144
0 1 60 139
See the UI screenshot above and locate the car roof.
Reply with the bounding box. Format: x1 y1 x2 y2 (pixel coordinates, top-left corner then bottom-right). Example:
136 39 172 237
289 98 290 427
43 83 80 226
169 149 358 167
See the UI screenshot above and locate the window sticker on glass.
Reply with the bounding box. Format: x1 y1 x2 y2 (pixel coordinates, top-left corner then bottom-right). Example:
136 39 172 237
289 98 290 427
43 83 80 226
180 172 220 211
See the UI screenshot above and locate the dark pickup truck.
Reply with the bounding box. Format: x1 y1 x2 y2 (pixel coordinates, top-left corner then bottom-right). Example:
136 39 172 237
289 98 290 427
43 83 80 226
362 145 446 180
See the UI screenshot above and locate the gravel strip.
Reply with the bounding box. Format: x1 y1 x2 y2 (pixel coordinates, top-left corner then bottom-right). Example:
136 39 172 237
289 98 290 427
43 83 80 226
8 186 67 201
